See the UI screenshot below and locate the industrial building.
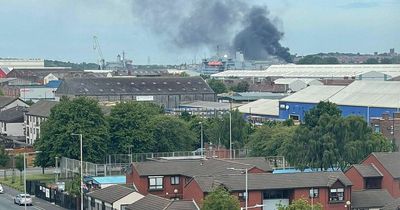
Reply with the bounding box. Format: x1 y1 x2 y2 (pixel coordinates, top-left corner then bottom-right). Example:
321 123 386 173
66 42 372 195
55 77 215 108
211 64 400 81
238 99 280 123
279 81 400 122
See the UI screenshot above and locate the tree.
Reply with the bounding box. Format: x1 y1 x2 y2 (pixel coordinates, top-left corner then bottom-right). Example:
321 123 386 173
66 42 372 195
66 174 81 196
108 101 163 154
149 115 197 152
15 155 24 185
281 102 394 171
34 97 110 170
380 58 392 64
220 110 252 149
0 145 10 179
179 72 190 77
231 80 250 92
0 88 4 96
202 187 240 210
297 56 339 64
277 198 323 210
364 58 379 64
247 124 296 157
207 79 227 94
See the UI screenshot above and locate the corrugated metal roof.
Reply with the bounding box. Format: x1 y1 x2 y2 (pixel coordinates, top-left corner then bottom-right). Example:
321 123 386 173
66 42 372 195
329 81 400 108
274 78 306 85
211 64 400 78
238 99 279 116
280 86 345 103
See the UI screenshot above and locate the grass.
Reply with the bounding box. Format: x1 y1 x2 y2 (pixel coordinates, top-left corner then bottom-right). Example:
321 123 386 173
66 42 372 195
0 173 55 192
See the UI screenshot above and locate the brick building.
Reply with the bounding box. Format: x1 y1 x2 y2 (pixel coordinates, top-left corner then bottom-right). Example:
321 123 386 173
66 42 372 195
345 152 400 198
370 112 400 149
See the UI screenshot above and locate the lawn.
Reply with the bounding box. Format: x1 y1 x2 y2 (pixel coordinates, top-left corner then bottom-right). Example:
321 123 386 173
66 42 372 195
0 173 55 192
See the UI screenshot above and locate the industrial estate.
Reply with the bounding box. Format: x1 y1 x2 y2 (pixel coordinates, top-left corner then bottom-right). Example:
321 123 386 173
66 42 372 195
1 1 400 210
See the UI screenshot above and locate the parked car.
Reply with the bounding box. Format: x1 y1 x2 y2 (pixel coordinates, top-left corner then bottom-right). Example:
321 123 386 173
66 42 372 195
14 194 32 206
0 184 3 193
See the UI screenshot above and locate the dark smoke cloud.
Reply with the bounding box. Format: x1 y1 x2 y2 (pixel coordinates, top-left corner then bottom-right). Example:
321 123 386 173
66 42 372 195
233 7 292 62
131 0 291 62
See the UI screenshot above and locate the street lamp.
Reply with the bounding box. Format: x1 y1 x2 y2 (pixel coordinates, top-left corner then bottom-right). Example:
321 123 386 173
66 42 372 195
199 122 204 158
71 133 83 210
227 167 248 210
229 102 232 159
345 200 351 210
23 150 41 210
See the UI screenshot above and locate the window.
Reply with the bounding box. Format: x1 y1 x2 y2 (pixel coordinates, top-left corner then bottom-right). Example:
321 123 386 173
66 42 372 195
309 188 319 198
289 114 300 121
238 192 247 201
149 176 163 190
329 188 344 202
374 125 380 133
171 176 179 185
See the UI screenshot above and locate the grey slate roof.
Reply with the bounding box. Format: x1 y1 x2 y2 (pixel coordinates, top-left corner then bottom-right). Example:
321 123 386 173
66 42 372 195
382 198 400 210
0 106 26 123
352 189 394 209
56 76 214 96
352 164 383 177
0 96 17 108
26 100 58 117
87 185 135 204
194 171 352 192
372 152 400 179
166 200 199 210
125 194 171 210
132 158 272 177
229 157 273 172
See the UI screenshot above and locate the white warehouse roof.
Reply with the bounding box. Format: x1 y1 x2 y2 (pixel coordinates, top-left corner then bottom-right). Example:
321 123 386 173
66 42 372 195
238 99 279 116
280 86 345 103
330 81 400 108
211 64 400 79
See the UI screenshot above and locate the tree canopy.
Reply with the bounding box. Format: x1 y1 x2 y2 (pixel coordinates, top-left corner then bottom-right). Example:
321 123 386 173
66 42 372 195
201 187 240 210
207 79 227 94
281 101 394 170
297 55 339 64
34 97 110 168
277 198 323 210
0 145 9 167
231 80 250 92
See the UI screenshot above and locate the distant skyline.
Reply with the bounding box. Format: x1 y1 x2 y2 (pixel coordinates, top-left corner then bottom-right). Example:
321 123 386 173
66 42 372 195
0 0 399 64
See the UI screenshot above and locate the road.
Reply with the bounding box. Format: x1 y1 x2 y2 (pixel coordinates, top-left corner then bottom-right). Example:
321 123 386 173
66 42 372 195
0 185 66 210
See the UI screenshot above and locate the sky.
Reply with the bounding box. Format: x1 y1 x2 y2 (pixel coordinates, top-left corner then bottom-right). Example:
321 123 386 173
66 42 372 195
0 0 399 64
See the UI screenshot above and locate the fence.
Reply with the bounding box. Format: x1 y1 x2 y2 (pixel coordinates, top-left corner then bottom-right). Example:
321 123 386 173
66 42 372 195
26 180 81 210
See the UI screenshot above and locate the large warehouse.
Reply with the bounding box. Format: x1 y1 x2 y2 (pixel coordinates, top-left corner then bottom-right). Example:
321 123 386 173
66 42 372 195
211 64 400 81
55 76 216 108
279 81 400 122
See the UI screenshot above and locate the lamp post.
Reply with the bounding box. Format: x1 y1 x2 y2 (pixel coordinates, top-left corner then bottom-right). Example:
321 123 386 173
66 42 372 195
227 167 248 210
23 151 41 210
345 200 351 210
71 133 83 210
229 102 232 159
128 145 134 163
198 121 204 157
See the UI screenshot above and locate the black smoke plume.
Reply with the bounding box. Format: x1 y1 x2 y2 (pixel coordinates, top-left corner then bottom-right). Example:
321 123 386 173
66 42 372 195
131 0 291 62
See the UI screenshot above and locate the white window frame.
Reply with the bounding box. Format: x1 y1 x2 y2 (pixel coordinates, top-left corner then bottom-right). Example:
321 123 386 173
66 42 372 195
149 176 163 190
170 176 180 185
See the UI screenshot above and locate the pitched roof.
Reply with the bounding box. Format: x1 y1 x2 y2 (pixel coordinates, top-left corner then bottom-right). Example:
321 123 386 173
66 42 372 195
371 152 400 179
133 158 271 177
165 200 199 210
238 99 279 116
352 189 394 209
194 171 352 192
0 96 18 108
0 106 26 123
26 100 58 117
280 85 345 103
87 185 136 204
125 194 171 210
382 198 400 210
352 164 383 177
56 76 214 96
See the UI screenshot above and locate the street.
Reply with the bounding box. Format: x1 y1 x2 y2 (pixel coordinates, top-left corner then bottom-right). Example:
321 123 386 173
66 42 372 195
0 185 66 210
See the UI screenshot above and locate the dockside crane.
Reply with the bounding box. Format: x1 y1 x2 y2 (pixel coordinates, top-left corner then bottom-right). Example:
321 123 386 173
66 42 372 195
93 35 106 70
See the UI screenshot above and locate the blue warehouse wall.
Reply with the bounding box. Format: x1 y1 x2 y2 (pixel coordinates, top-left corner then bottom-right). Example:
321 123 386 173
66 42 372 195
279 102 317 121
279 101 399 122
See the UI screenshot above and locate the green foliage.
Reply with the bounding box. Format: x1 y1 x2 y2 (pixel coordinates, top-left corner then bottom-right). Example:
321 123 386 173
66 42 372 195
15 155 24 172
150 115 197 152
364 58 379 64
248 124 296 157
179 72 190 77
281 102 394 171
201 187 240 210
207 79 227 94
277 198 323 210
66 175 81 196
220 110 252 149
108 102 163 154
0 145 9 167
297 55 339 64
200 74 211 80
0 88 4 96
44 60 99 70
231 80 250 92
34 97 110 167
